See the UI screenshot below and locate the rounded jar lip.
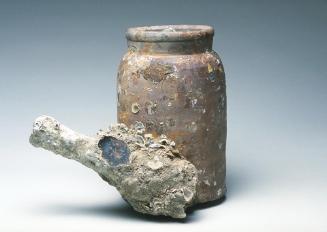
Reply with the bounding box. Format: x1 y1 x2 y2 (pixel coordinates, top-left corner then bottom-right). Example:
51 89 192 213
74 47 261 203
126 25 214 42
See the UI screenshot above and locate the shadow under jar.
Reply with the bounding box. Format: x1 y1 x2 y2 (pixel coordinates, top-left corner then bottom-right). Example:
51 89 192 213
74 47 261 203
117 25 227 203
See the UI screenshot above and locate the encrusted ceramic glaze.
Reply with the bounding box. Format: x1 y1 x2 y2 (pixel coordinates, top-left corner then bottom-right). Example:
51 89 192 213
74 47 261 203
117 25 227 203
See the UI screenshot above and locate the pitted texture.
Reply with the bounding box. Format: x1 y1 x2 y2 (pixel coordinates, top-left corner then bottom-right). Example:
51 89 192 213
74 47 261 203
29 115 198 218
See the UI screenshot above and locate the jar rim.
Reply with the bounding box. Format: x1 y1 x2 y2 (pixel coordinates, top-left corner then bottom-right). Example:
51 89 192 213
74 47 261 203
126 25 214 42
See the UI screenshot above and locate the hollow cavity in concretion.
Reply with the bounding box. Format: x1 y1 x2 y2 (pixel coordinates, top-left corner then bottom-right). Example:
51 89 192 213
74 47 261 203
126 25 214 42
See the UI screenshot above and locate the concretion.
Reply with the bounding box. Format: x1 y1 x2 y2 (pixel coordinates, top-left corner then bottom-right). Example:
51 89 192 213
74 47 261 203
29 115 198 218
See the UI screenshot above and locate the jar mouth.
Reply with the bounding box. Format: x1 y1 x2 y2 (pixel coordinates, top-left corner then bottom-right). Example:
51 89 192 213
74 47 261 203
126 25 214 42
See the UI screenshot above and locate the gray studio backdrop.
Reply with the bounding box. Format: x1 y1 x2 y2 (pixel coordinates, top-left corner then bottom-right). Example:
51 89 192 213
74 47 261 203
0 0 326 231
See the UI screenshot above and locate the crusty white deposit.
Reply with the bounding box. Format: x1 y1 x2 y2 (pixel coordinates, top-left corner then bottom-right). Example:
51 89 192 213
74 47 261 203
29 115 198 218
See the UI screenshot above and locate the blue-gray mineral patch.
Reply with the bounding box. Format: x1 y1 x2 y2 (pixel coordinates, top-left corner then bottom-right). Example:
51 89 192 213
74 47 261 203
98 136 130 166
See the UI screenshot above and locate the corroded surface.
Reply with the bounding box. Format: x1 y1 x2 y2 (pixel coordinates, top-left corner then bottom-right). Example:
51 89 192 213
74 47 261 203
118 25 227 203
29 116 198 218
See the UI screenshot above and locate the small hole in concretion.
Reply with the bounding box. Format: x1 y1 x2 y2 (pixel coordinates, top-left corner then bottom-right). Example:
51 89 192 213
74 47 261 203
98 136 130 166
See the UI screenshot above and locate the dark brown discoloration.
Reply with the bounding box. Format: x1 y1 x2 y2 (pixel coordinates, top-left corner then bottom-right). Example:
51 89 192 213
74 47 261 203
142 63 174 83
117 25 227 203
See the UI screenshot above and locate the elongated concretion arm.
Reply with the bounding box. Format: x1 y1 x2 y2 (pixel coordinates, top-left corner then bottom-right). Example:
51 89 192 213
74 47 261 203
29 116 111 178
29 115 198 219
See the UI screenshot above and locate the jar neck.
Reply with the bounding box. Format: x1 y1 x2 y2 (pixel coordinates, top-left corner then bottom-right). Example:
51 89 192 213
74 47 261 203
127 36 213 55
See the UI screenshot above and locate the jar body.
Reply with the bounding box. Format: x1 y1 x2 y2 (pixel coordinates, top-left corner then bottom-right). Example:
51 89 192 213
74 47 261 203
117 26 226 203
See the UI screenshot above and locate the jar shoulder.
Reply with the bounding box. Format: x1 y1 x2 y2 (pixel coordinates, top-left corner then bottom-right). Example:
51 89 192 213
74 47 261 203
118 50 225 87
119 50 224 72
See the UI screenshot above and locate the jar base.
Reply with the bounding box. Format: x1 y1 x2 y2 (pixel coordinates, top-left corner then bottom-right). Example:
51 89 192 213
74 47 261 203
187 193 226 214
195 184 227 204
